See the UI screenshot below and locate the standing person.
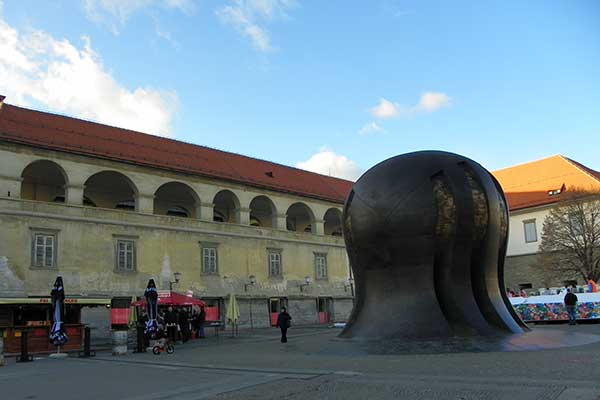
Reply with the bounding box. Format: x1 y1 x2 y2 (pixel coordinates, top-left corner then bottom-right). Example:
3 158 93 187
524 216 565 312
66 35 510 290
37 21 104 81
587 277 597 293
564 288 578 326
191 310 198 339
138 309 150 349
276 307 292 343
197 305 206 339
164 306 178 343
179 309 190 343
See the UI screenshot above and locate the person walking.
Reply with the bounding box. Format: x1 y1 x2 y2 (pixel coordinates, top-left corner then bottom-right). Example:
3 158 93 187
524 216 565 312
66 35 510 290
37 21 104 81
564 288 578 326
276 307 292 343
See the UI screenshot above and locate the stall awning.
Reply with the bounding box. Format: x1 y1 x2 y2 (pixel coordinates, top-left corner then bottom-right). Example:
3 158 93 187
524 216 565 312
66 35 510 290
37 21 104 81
0 297 111 305
132 291 205 307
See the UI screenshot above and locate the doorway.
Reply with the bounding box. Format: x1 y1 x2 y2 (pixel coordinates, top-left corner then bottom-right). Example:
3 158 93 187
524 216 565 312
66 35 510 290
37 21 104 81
317 297 333 324
269 297 287 326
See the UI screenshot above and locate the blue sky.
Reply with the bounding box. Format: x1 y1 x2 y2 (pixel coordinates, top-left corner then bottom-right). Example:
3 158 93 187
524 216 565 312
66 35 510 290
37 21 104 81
1 0 599 180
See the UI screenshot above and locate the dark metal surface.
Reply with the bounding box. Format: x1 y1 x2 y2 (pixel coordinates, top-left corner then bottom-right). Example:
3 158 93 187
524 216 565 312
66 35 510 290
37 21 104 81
340 151 528 339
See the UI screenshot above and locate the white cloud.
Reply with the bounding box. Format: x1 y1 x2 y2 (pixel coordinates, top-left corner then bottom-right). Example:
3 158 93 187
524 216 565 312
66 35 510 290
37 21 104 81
369 92 451 119
216 0 296 52
296 148 362 181
0 14 176 137
83 0 195 34
370 98 400 119
358 122 384 136
415 91 451 112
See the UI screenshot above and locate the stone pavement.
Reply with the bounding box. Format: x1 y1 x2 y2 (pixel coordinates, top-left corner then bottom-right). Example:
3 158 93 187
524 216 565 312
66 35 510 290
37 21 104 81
2 324 600 399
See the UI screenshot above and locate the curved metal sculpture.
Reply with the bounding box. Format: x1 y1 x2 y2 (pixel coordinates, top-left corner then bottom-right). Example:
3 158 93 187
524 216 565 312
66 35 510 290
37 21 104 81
341 151 528 339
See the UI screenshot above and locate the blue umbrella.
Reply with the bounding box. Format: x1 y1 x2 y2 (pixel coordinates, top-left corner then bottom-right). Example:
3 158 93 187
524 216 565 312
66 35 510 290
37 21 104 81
144 279 160 339
49 276 68 346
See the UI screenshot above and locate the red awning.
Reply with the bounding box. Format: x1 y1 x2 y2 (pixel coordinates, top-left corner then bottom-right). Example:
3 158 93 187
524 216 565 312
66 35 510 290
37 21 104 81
132 291 205 307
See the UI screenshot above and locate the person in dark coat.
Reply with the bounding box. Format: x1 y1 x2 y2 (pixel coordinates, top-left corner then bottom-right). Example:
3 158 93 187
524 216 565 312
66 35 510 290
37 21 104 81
137 309 150 349
564 288 578 325
164 306 178 342
276 307 292 343
179 309 190 343
197 306 206 338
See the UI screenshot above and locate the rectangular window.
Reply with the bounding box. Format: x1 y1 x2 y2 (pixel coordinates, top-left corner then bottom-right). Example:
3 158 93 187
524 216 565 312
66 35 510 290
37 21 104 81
315 253 328 280
523 220 537 243
32 233 56 268
268 250 282 277
115 239 136 272
202 247 218 274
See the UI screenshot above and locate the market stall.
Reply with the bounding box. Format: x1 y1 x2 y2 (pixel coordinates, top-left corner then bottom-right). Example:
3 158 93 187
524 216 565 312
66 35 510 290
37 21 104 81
131 290 205 308
0 297 110 355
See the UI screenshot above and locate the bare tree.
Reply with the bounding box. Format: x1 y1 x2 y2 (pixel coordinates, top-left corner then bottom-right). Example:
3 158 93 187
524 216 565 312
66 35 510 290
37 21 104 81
538 190 600 282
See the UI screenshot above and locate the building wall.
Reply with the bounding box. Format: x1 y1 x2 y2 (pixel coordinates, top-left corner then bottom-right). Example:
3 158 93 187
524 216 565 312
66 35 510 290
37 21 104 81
504 253 581 292
0 142 353 329
506 207 549 256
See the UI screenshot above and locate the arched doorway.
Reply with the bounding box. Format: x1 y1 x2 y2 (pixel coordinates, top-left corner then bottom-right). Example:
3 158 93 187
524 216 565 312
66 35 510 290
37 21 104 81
21 160 68 202
324 208 343 236
213 190 240 223
249 195 277 228
286 202 315 233
83 171 138 211
153 182 200 218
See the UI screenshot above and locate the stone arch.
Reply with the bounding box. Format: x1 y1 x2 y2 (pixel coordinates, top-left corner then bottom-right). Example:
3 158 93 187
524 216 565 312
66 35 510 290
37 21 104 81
21 160 68 202
213 190 241 223
153 181 201 218
83 171 138 211
324 208 343 236
249 195 277 228
286 202 316 233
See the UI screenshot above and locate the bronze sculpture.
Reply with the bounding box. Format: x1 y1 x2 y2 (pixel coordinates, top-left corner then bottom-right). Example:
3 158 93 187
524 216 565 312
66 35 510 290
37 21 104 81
340 151 528 339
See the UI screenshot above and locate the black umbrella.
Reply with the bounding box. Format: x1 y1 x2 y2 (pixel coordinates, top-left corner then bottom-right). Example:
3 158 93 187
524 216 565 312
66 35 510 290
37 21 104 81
49 276 68 346
144 279 160 339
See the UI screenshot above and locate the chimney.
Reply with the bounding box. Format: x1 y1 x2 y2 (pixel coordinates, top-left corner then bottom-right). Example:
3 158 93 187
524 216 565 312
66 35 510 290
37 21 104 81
0 95 5 110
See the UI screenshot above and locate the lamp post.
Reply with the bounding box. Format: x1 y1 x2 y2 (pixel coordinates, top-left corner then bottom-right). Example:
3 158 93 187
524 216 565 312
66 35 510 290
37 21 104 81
244 275 256 330
244 275 256 292
300 276 312 292
169 271 182 292
344 276 355 303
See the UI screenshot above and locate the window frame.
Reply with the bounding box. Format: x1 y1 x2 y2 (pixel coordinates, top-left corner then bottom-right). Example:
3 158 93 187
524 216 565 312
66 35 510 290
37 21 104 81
523 219 537 243
113 235 138 273
267 248 283 278
314 252 328 280
30 228 59 269
200 242 219 275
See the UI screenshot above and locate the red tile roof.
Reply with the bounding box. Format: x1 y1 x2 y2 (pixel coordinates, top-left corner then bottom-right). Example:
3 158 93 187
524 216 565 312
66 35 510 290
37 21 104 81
0 102 353 203
2 100 599 212
492 155 600 211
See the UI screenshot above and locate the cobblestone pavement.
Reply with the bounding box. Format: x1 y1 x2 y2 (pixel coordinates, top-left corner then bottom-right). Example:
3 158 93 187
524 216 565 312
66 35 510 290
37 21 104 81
2 324 600 399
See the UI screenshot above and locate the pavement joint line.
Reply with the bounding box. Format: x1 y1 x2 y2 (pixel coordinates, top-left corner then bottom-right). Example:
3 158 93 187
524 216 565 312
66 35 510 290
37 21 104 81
74 356 332 378
183 329 335 346
342 373 600 389
120 374 286 400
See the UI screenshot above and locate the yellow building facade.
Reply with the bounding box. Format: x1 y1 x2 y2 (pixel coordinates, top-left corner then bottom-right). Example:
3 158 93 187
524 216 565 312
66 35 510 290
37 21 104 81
0 99 354 336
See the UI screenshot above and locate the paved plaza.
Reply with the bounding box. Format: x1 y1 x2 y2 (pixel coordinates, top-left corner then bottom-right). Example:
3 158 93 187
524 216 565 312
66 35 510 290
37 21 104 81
2 324 600 399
